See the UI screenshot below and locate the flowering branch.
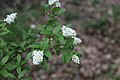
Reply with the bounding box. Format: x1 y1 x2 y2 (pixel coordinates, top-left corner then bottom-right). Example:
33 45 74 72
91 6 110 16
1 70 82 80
0 0 82 79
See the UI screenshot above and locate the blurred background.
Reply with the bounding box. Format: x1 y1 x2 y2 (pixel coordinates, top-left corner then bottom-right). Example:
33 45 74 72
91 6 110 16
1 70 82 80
0 0 120 80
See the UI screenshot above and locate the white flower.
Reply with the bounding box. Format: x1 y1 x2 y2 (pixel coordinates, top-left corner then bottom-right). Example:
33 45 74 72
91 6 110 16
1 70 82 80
48 0 59 5
72 55 80 64
55 2 61 7
30 24 36 29
61 25 77 37
73 37 82 45
4 13 17 24
32 50 44 65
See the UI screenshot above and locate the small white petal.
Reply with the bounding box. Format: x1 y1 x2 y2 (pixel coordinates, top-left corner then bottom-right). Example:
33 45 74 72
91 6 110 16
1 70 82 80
72 55 80 64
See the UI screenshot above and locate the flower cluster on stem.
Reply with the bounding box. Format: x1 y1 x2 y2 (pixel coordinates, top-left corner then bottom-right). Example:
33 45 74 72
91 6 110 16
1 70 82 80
32 50 44 65
4 13 17 24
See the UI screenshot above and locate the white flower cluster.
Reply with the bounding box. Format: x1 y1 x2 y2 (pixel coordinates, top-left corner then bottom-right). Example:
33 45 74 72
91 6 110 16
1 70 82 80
72 37 82 45
4 13 17 24
61 25 77 37
32 50 44 65
61 25 82 45
48 0 61 7
72 55 80 64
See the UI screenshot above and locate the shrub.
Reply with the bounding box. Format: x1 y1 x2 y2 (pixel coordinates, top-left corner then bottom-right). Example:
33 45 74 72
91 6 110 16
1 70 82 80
0 0 82 79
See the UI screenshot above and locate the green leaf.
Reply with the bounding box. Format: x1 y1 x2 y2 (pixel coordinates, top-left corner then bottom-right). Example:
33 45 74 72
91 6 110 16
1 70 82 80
7 64 17 70
44 51 52 58
21 60 28 65
1 69 9 77
10 42 18 47
1 56 9 64
62 53 72 63
41 29 53 35
0 27 9 36
1 69 16 78
58 34 65 44
8 73 16 78
57 9 66 16
17 66 22 74
63 48 73 54
0 21 6 27
53 26 61 34
43 4 50 11
46 25 54 31
32 43 41 49
18 70 27 79
20 41 27 50
65 38 74 47
37 25 46 31
52 7 60 14
26 52 32 59
40 38 50 50
17 54 21 64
